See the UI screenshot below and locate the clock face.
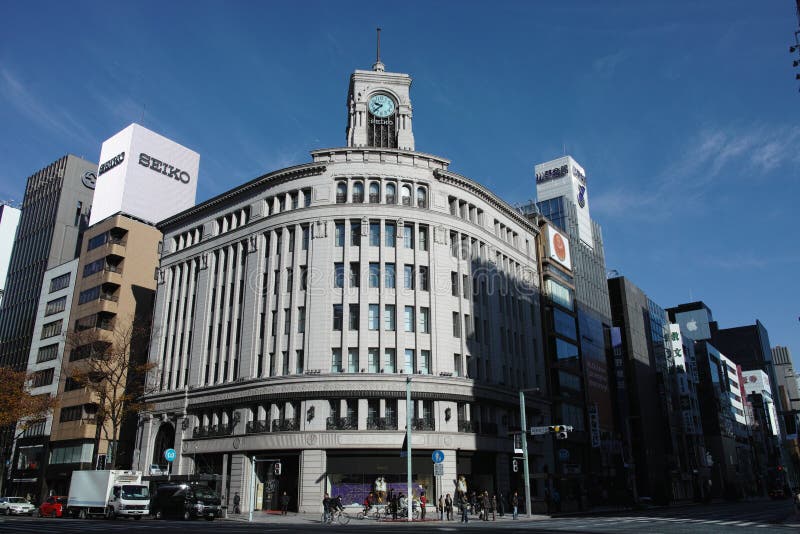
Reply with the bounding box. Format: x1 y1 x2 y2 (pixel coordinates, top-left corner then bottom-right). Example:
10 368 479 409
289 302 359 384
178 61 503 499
368 94 395 118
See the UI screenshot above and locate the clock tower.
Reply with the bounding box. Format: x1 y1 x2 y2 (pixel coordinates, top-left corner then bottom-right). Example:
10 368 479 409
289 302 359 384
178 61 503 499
346 31 414 150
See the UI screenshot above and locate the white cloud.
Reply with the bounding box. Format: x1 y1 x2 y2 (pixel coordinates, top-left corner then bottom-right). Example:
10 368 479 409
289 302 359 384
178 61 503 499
592 50 629 78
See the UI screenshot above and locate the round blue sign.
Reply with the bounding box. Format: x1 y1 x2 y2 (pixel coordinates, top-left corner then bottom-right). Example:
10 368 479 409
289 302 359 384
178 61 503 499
558 448 569 461
432 450 445 464
164 448 177 462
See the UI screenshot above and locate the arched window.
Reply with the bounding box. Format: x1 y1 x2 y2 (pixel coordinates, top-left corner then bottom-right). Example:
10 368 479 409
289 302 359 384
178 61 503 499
369 182 380 203
401 185 412 206
336 182 347 204
416 187 427 209
386 183 396 204
353 182 364 203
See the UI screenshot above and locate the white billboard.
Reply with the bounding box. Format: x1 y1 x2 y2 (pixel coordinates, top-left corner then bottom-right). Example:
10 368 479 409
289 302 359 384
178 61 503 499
535 155 593 248
90 123 199 225
544 224 572 271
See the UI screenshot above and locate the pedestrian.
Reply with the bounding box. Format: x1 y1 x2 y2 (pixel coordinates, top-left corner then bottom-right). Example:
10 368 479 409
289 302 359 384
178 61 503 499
482 491 490 521
491 494 497 521
445 493 453 520
498 491 505 517
280 491 289 515
391 492 398 520
438 495 444 520
322 492 331 523
233 492 241 514
460 494 469 523
511 490 519 520
552 488 561 513
420 492 427 520
470 491 477 517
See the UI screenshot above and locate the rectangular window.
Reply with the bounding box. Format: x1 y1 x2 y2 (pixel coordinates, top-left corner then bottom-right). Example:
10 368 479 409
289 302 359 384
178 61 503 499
369 263 380 288
333 304 343 331
404 265 414 290
37 343 59 363
368 348 380 373
384 304 396 331
49 273 71 293
298 307 306 333
302 225 310 249
369 222 380 246
286 268 293 291
419 226 429 251
462 274 469 298
78 286 100 305
552 308 577 340
451 272 458 297
419 307 430 334
300 266 308 291
350 221 361 246
555 338 579 360
418 266 429 291
404 349 414 373
283 308 291 334
368 304 380 330
45 296 67 316
385 222 396 247
335 221 345 246
59 405 85 423
83 259 104 277
334 263 344 288
403 225 413 248
348 349 358 373
452 312 461 337
41 320 62 340
404 306 415 332
349 262 360 287
454 353 463 377
450 231 458 257
273 270 280 294
331 349 343 373
31 368 55 388
384 348 396 373
385 263 396 288
87 232 108 251
288 229 295 252
420 350 431 374
349 304 360 330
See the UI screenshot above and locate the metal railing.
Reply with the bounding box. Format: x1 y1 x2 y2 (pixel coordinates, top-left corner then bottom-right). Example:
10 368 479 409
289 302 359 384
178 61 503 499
457 420 474 433
326 416 356 430
246 420 270 434
367 416 397 430
336 194 347 204
412 417 435 431
192 424 235 438
271 418 300 432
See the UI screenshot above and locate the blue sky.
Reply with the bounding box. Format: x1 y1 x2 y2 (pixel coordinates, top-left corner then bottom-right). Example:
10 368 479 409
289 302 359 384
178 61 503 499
1 1 799 368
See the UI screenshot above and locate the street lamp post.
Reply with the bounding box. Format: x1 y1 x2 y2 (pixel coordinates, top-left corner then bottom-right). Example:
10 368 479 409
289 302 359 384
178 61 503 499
519 390 533 518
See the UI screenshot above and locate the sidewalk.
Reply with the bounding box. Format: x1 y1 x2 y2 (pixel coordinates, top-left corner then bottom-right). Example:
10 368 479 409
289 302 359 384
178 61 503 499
226 510 551 524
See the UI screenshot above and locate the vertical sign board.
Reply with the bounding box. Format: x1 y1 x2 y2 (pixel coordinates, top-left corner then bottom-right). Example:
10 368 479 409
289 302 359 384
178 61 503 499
91 123 199 226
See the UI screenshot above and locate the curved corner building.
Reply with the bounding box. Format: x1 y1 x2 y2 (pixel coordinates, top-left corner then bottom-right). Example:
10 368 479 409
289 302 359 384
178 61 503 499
136 58 548 513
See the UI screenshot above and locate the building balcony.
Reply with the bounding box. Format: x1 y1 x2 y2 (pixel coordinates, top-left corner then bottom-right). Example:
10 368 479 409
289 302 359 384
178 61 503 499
367 416 398 431
246 420 270 434
192 424 235 439
326 416 356 430
352 194 364 203
412 417 435 431
368 194 380 203
457 420 474 433
271 418 299 432
336 194 347 204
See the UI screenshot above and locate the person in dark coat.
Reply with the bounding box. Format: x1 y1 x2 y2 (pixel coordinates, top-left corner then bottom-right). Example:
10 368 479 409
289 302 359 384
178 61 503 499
491 494 497 521
233 492 241 514
459 493 469 523
511 490 519 520
445 493 453 520
498 491 505 516
280 492 290 515
482 492 490 521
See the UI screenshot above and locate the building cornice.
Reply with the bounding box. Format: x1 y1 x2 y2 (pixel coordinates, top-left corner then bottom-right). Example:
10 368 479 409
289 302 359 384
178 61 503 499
433 169 540 236
157 163 327 231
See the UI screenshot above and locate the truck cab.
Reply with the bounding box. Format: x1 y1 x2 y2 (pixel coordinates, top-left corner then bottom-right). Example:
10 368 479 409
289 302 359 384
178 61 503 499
107 483 150 519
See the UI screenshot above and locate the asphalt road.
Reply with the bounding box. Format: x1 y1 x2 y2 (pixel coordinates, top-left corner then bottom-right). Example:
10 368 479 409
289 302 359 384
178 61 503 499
0 499 796 533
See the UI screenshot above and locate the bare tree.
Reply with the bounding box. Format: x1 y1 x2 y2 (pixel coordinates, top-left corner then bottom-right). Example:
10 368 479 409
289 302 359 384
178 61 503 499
0 366 58 493
66 317 158 469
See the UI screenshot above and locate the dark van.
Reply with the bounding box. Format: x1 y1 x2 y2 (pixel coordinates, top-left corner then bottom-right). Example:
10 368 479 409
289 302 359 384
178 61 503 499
151 484 221 520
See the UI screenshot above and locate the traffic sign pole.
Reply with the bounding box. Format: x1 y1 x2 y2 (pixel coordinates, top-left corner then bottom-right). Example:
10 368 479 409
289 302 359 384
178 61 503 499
519 391 532 519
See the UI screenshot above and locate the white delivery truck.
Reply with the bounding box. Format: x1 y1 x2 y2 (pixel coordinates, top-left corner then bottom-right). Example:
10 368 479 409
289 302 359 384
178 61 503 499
67 470 149 519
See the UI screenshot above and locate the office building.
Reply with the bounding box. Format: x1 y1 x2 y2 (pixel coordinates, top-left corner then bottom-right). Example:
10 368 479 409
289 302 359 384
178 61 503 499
0 204 21 305
135 56 549 514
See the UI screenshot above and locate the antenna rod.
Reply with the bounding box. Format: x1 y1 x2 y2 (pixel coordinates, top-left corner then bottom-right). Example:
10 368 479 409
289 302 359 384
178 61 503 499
376 27 381 63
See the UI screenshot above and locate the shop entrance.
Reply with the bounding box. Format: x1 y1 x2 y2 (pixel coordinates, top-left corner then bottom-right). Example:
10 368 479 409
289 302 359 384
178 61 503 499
252 454 298 512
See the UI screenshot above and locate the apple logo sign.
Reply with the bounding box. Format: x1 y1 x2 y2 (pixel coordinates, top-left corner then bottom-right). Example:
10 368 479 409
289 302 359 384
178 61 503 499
686 319 698 332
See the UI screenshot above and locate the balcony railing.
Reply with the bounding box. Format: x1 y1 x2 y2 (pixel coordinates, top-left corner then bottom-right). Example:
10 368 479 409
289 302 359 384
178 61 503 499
417 199 427 209
386 195 396 204
352 194 364 203
271 418 300 432
457 420 474 433
104 265 122 274
99 293 118 302
368 194 380 203
192 424 235 438
367 416 398 430
108 237 126 246
246 420 270 434
326 416 356 430
336 194 347 204
412 417 435 431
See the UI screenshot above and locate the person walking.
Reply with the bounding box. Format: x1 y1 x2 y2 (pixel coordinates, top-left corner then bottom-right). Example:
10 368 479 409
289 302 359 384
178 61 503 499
482 492 490 521
420 492 427 520
497 491 505 517
322 492 331 523
280 491 289 515
491 494 497 521
511 490 519 520
460 494 469 523
445 493 453 521
391 492 398 520
233 492 241 514
438 495 444 520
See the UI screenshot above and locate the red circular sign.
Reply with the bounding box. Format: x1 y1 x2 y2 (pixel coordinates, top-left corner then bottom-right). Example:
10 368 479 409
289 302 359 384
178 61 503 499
553 232 567 262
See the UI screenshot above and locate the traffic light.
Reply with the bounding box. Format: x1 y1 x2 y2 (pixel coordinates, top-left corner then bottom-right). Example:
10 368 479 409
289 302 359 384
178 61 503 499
512 459 519 473
274 462 282 475
549 425 569 440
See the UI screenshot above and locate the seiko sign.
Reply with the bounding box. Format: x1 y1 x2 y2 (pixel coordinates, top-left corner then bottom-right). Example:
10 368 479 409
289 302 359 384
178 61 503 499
138 153 191 184
98 152 125 176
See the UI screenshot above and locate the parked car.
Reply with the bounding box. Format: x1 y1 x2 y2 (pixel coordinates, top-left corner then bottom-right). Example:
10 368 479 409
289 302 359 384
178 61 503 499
0 497 35 515
39 496 68 518
151 484 221 520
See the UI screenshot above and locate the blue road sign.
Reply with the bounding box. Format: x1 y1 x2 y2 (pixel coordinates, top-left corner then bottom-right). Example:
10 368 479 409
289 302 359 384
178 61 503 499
558 448 569 461
432 450 445 464
164 448 177 462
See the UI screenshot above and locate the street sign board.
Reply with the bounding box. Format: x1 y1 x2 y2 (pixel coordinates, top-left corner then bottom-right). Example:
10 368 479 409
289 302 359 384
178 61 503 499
164 448 177 462
529 426 550 436
558 448 570 461
433 463 444 476
432 450 445 464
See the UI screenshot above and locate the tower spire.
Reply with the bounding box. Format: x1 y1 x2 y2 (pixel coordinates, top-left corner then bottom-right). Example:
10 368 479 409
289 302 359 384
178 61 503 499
373 27 385 72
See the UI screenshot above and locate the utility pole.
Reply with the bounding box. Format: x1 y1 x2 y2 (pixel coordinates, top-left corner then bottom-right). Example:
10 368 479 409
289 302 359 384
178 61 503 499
520 390 532 518
406 376 412 522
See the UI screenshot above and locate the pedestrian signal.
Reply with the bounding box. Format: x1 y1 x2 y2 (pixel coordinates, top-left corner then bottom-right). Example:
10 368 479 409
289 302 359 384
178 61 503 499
274 462 282 475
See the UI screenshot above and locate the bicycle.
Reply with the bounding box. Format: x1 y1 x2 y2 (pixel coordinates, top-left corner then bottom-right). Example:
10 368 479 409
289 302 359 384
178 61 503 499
356 505 386 521
397 505 421 520
325 508 351 525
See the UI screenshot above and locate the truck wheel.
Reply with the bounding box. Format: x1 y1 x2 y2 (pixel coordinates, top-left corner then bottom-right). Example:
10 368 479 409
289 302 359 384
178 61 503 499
78 509 87 519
